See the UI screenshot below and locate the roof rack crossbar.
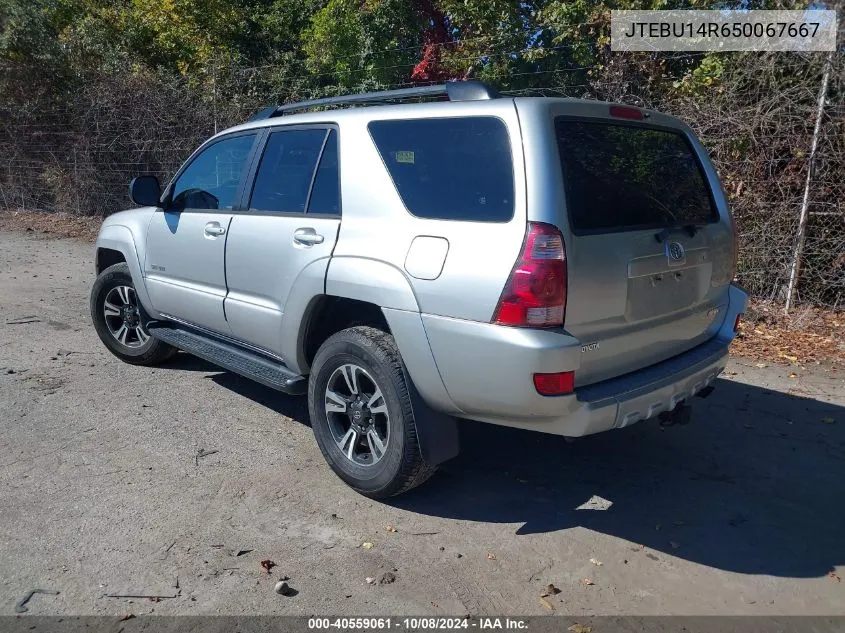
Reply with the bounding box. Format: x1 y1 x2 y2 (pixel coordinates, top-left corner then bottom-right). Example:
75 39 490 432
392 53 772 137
247 80 499 122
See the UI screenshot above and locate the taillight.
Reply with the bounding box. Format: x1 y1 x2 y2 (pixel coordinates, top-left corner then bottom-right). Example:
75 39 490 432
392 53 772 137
734 314 742 333
492 222 567 328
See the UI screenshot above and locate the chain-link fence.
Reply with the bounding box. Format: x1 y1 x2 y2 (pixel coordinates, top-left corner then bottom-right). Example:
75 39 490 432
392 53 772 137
0 53 842 309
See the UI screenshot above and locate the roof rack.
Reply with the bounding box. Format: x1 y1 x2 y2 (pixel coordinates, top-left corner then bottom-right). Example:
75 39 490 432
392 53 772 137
247 80 499 122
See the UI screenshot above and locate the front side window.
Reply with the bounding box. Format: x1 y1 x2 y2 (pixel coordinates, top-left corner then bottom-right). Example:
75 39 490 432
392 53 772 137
249 129 329 214
171 134 256 211
368 117 514 222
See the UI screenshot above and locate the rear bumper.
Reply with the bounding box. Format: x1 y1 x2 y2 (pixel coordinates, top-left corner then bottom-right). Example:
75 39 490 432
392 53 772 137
563 337 727 435
419 284 746 437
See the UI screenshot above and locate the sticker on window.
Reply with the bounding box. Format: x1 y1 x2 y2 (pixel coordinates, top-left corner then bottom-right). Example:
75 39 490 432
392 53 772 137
394 151 415 164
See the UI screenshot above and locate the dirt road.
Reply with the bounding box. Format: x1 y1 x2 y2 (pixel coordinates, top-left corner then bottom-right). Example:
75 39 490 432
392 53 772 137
1 228 843 616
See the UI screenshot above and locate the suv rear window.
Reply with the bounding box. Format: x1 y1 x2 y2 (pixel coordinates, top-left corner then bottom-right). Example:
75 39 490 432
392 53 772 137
555 119 718 234
368 117 514 222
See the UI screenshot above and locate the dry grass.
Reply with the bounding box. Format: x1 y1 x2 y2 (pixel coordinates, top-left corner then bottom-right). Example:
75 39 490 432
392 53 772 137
733 299 845 369
0 209 102 242
1 209 842 367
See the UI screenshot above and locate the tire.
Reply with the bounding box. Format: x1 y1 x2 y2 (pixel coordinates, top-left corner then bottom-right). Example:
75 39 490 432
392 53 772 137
308 326 436 498
90 262 176 366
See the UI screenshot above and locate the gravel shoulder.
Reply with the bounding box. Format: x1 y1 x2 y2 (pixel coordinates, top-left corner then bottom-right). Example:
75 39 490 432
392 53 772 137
0 229 843 617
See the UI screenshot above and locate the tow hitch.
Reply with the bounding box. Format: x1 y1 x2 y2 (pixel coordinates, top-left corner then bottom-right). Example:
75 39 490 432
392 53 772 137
659 402 692 427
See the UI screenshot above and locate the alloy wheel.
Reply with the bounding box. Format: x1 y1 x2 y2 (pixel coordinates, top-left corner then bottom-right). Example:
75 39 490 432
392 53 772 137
103 285 149 348
324 363 390 466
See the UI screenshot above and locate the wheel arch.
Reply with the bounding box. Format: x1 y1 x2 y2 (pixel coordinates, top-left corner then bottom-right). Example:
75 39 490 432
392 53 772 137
95 224 159 318
299 295 391 371
282 256 420 375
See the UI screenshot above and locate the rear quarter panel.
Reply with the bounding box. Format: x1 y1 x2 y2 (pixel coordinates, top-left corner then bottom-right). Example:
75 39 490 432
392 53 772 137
328 99 528 323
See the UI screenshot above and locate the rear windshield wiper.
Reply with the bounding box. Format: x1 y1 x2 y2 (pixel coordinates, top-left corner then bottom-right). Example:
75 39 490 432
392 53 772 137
654 224 700 243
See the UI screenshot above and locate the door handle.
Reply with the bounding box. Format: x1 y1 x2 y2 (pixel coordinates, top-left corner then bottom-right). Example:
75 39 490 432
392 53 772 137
204 222 226 237
293 228 325 246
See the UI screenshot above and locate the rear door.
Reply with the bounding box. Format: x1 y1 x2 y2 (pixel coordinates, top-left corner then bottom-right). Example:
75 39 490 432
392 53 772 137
548 112 735 385
223 126 341 357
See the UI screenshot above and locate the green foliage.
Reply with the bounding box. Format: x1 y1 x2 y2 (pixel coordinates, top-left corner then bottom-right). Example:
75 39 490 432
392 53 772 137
0 0 76 65
0 0 837 112
303 0 422 90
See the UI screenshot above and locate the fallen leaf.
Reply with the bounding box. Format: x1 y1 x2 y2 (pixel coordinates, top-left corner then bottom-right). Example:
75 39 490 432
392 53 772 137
589 558 603 566
581 578 595 586
568 625 592 633
486 552 497 560
361 542 374 550
829 570 841 582
669 541 681 549
385 525 397 533
260 559 276 573
821 417 835 424
788 372 797 379
365 577 376 585
539 596 555 611
541 583 561 597
119 614 135 622
755 363 768 368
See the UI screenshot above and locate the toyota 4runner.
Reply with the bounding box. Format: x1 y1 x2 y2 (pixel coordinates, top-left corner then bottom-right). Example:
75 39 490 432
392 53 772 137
90 80 747 498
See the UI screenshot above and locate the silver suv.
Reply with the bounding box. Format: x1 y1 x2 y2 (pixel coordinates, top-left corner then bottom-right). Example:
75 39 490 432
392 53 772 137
90 80 747 498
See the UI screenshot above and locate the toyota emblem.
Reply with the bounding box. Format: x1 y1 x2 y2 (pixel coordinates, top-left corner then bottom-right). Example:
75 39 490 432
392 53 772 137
667 241 685 261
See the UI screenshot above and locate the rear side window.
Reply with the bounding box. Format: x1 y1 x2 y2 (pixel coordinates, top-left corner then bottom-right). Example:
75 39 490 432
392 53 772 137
368 117 514 222
307 129 340 215
555 119 718 234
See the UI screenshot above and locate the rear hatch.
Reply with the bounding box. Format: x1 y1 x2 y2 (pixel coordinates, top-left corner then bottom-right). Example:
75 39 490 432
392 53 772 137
536 105 735 386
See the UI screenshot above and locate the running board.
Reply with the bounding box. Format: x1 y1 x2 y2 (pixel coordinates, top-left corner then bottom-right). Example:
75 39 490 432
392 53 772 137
148 325 307 395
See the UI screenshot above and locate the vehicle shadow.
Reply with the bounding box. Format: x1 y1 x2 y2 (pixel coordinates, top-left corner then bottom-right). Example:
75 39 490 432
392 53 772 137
162 351 844 579
393 377 845 579
164 352 312 425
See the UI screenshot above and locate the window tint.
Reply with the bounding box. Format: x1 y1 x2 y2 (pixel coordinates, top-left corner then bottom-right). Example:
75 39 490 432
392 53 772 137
555 119 718 234
368 117 514 222
249 129 327 213
307 130 340 215
171 134 255 211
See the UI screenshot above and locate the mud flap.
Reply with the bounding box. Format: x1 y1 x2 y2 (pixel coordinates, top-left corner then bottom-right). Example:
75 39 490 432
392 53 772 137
404 369 460 466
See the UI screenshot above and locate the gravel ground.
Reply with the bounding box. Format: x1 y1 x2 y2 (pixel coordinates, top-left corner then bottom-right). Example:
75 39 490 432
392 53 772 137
0 228 843 617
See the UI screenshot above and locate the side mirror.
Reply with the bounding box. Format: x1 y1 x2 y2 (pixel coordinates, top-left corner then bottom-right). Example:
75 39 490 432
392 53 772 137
129 176 162 207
